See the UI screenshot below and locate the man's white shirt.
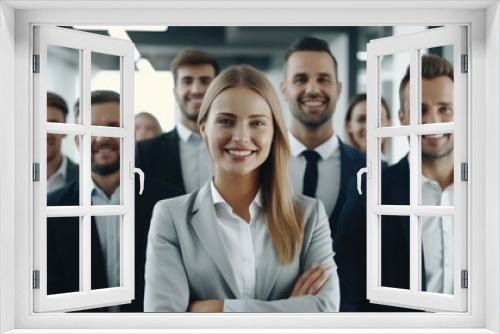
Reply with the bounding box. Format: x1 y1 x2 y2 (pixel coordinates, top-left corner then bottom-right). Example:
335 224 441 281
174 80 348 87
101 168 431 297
177 122 213 193
421 176 454 294
288 132 341 217
91 181 121 310
47 155 69 193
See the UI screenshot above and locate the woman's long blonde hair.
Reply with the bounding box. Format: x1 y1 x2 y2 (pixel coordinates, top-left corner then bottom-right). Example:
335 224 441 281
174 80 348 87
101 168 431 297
198 65 302 264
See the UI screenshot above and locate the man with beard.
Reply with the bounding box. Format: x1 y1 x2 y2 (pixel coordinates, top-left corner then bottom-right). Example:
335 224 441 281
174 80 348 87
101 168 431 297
135 49 220 194
335 54 455 311
46 92 79 193
47 90 177 312
280 37 366 237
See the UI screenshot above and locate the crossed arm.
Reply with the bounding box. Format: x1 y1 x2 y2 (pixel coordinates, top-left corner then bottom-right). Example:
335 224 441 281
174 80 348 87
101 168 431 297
144 199 339 312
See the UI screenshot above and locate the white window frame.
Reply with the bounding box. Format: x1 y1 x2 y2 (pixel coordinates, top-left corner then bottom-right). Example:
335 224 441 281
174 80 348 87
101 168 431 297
33 26 136 312
365 26 468 312
0 1 499 333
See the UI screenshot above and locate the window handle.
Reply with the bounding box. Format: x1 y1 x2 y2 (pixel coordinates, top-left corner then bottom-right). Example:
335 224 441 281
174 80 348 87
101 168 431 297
135 168 145 195
130 162 145 195
356 163 371 195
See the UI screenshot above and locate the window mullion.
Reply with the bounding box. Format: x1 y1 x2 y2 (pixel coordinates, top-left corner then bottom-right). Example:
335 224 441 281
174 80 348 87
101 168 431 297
81 47 92 294
409 49 421 293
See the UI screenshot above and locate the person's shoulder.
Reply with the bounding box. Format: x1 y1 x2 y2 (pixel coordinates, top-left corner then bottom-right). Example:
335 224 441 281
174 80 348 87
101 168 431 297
382 156 408 179
340 140 366 162
293 193 318 210
137 129 177 150
292 193 325 226
47 181 79 206
154 192 191 212
152 188 200 219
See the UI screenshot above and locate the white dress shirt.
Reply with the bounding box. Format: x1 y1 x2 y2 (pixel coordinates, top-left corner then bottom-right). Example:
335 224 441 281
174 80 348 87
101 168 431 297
91 182 121 310
47 155 69 193
288 132 341 217
421 176 454 294
176 122 213 193
210 180 272 312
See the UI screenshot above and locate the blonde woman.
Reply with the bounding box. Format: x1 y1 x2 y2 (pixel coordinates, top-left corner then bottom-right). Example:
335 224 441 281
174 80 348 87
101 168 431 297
144 65 339 312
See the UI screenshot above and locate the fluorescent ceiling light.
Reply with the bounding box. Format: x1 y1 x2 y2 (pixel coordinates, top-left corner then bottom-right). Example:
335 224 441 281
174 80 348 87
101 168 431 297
73 25 168 32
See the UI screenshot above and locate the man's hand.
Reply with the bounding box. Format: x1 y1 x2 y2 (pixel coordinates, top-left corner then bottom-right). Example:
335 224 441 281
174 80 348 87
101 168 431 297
188 299 224 312
289 264 331 297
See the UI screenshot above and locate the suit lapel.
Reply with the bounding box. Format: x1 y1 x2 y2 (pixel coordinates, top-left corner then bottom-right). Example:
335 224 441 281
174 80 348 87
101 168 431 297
188 183 241 298
330 140 354 235
389 157 427 290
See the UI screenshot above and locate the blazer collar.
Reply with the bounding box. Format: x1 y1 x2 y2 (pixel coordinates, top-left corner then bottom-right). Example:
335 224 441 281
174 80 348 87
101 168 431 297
189 182 241 298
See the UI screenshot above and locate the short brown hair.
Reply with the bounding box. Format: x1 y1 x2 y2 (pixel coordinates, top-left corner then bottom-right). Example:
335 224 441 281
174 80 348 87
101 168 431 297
399 54 454 113
170 49 220 83
73 90 120 121
47 92 69 120
284 36 339 81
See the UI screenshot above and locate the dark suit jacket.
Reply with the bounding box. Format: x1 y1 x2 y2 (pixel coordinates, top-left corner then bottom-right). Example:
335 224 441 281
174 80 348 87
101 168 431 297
47 176 183 312
335 156 423 312
329 139 367 237
135 128 186 194
65 157 79 185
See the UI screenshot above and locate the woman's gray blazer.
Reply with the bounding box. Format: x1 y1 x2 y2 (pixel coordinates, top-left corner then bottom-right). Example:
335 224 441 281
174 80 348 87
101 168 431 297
144 181 340 312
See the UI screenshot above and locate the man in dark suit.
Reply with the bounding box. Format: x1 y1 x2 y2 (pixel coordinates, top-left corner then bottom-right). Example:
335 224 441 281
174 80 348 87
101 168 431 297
46 92 79 194
135 49 220 194
335 54 455 311
280 37 366 238
47 90 182 312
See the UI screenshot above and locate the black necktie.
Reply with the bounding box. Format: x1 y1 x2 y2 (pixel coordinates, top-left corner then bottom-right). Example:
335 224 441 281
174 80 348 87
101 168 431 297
302 150 321 197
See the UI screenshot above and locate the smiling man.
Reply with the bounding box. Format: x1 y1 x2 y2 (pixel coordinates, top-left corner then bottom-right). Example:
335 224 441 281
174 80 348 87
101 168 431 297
47 91 123 310
380 54 455 294
335 54 455 312
136 49 220 195
47 90 179 312
281 37 366 236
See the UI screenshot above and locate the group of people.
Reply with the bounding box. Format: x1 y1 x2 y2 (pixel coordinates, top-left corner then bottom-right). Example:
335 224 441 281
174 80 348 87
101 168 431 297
46 36 455 313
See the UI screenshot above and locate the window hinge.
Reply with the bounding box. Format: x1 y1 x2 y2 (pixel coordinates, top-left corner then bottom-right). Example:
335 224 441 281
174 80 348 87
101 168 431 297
461 54 468 73
461 270 468 289
32 270 40 289
461 162 468 182
32 55 40 73
32 163 40 182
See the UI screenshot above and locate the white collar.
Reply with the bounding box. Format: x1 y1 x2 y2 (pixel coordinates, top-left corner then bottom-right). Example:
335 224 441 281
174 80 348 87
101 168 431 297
52 155 68 180
210 179 263 209
408 156 454 192
288 132 339 160
176 121 200 143
91 179 121 202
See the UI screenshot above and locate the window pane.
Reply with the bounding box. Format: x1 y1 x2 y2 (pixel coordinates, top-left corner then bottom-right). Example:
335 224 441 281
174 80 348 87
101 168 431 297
89 136 122 205
380 215 410 290
379 51 410 128
91 52 122 127
380 136 410 204
419 215 454 295
47 216 81 295
47 134 81 204
47 45 81 124
419 133 454 206
419 45 454 124
91 215 121 290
